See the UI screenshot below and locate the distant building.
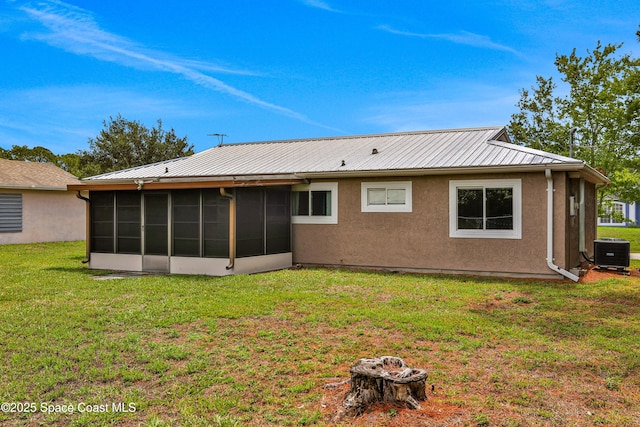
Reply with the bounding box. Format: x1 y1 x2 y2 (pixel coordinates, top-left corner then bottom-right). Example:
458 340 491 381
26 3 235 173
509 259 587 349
598 198 638 227
0 159 86 244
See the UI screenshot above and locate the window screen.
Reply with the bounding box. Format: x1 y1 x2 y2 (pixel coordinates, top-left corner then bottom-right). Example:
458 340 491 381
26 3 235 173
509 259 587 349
90 191 114 253
236 188 264 258
203 190 229 258
266 188 291 254
172 190 200 257
144 193 168 255
116 192 141 254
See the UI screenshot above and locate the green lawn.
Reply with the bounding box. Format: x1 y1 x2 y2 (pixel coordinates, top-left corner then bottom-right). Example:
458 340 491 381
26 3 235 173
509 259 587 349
598 226 640 252
0 241 639 426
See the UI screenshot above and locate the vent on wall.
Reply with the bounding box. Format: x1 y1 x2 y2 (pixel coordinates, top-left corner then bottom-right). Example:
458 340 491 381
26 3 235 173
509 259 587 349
0 193 23 233
594 238 630 269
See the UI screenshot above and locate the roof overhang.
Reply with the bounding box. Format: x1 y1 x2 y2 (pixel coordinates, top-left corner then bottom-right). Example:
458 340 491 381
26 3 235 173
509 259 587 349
68 174 305 191
1 185 73 191
68 163 609 192
297 163 609 184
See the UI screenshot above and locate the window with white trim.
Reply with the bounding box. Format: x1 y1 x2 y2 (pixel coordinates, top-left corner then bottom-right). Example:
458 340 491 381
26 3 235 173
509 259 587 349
598 201 625 225
291 182 338 224
361 181 412 212
449 179 522 239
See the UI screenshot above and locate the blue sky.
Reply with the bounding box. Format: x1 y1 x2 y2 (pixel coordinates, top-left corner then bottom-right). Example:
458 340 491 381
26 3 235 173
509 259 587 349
0 0 638 154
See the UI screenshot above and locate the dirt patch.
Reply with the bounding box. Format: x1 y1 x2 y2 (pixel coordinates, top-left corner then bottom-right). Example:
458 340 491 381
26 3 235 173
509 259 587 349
320 382 467 426
579 265 640 283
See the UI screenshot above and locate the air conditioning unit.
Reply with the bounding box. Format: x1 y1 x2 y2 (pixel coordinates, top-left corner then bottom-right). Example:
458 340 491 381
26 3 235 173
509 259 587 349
594 238 630 270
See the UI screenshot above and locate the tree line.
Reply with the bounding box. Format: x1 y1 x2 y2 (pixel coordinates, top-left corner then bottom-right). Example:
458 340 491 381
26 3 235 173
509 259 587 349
0 114 194 178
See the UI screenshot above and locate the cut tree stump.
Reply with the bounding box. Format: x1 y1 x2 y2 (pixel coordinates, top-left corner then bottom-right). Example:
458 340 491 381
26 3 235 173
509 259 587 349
342 356 428 416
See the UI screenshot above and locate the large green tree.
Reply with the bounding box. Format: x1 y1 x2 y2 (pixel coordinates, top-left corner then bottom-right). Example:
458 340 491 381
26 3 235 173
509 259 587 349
508 37 640 216
0 145 59 164
78 114 194 176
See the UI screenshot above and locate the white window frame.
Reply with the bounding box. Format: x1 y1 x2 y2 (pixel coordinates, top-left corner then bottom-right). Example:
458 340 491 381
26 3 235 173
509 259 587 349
449 179 522 239
291 182 338 224
598 201 626 226
361 181 412 213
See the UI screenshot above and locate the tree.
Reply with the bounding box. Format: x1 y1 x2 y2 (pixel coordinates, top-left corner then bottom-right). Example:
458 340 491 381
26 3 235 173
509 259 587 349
508 37 640 215
78 114 194 176
0 145 59 163
508 75 570 155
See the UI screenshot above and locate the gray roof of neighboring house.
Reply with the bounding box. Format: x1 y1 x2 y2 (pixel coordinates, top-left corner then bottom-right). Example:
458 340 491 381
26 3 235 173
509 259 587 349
82 126 606 183
0 158 81 190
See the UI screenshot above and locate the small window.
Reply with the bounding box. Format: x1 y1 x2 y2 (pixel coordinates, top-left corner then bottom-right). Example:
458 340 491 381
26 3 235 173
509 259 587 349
292 183 338 224
449 179 521 239
361 182 412 212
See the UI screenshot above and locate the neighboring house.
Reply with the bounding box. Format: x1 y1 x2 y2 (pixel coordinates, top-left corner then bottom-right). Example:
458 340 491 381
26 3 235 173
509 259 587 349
68 126 608 282
0 159 86 244
598 197 638 227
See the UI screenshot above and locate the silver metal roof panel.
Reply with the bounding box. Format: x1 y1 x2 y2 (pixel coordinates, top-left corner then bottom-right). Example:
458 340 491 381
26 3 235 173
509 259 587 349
84 126 596 182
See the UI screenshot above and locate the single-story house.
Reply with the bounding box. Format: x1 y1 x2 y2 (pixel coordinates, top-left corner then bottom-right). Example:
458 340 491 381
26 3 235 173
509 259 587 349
68 126 608 281
1 158 86 244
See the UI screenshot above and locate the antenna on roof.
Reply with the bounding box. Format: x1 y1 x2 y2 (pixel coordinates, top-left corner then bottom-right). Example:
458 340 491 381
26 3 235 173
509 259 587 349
207 133 227 146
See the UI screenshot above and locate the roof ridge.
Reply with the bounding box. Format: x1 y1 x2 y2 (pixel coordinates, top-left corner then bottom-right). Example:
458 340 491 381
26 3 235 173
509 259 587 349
487 140 583 163
200 126 506 150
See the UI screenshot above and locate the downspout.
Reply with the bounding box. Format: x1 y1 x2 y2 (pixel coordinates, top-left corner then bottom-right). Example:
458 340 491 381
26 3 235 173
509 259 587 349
76 191 91 264
545 169 580 281
219 188 236 271
579 178 586 253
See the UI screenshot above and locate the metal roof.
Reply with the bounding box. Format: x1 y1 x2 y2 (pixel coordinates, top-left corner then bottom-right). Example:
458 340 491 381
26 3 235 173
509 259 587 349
83 126 605 183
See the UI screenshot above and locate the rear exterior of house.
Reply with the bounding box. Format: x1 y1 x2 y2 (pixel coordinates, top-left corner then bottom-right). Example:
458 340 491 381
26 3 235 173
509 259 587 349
69 127 607 281
292 172 598 279
1 159 85 244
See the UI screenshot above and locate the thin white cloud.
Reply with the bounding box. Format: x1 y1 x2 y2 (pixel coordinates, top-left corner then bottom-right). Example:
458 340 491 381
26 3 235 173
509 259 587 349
301 0 343 13
377 24 521 55
11 0 325 126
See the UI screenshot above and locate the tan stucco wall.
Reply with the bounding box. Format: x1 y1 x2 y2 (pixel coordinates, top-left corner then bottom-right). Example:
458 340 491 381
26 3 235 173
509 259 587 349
0 189 86 244
293 172 586 278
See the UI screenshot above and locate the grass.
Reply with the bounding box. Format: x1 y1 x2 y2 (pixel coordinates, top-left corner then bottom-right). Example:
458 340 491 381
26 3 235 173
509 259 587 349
0 241 639 426
598 226 640 252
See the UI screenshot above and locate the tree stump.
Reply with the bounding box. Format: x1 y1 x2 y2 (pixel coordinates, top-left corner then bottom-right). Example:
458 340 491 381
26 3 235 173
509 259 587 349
342 356 428 416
